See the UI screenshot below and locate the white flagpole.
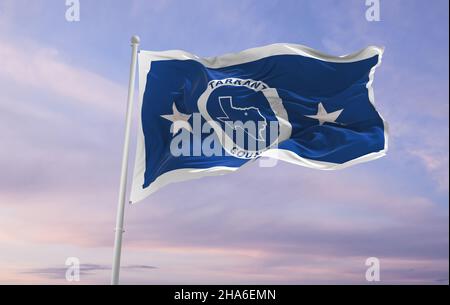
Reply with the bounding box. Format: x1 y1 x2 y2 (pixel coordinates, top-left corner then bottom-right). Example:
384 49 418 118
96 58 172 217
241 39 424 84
111 35 140 285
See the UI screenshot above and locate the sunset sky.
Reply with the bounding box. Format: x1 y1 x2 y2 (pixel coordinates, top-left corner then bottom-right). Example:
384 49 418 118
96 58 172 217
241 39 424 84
0 0 448 284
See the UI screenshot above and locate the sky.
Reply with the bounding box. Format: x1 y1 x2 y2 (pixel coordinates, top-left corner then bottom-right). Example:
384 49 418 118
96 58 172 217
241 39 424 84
0 0 448 284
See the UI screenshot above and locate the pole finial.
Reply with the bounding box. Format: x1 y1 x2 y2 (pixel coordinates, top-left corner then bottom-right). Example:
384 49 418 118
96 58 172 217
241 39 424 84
131 35 140 45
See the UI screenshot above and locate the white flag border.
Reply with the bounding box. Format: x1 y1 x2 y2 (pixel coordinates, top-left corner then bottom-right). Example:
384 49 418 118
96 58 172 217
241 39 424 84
129 43 388 204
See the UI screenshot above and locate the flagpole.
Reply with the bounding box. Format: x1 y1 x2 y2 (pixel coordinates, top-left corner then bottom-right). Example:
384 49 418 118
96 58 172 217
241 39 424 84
111 35 140 285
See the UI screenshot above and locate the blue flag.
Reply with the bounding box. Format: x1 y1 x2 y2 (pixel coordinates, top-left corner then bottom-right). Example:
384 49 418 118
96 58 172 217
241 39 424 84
130 44 387 203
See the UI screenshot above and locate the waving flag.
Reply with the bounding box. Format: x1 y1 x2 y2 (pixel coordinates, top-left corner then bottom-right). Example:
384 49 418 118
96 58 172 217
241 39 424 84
129 44 387 203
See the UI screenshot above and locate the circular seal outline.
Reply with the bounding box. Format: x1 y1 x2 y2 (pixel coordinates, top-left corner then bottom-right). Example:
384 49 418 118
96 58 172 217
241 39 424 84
197 78 292 159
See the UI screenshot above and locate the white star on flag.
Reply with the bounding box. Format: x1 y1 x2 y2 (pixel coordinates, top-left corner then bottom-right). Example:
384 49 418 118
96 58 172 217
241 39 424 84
306 102 343 125
160 103 192 135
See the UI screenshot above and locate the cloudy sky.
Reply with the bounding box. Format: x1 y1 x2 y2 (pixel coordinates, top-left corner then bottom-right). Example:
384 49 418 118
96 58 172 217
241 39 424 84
0 0 448 284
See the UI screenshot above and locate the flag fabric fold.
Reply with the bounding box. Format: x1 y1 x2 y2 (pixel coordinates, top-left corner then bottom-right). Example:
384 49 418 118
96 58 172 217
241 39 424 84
130 43 387 203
